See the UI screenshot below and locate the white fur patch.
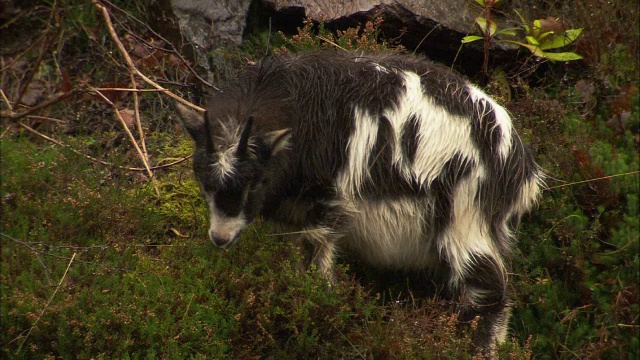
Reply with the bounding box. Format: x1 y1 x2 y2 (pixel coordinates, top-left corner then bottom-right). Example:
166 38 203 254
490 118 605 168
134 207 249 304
437 167 504 288
213 146 238 180
386 71 479 187
467 85 513 160
372 62 389 73
337 107 379 197
337 70 482 196
211 117 243 181
205 193 247 246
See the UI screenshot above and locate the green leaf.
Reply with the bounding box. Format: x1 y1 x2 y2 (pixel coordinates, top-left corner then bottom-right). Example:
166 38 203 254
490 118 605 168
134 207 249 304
539 28 583 50
476 17 497 36
495 28 518 37
526 36 540 45
533 19 542 37
474 0 485 6
462 35 484 43
505 41 546 57
540 51 584 61
537 31 556 42
513 9 528 28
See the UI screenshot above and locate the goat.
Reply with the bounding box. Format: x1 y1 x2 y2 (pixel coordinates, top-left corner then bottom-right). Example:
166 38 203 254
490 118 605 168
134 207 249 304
174 50 543 355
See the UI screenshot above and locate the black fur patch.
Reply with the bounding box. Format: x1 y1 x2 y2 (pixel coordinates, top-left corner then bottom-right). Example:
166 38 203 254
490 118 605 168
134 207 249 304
478 136 540 255
400 114 420 165
462 254 507 311
429 153 474 239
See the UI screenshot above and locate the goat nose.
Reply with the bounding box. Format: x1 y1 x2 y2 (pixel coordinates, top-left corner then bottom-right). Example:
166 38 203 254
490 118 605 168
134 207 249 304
209 230 234 248
210 234 229 248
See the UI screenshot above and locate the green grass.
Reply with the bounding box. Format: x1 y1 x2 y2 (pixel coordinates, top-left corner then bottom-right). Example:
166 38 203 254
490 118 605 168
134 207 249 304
4 134 532 359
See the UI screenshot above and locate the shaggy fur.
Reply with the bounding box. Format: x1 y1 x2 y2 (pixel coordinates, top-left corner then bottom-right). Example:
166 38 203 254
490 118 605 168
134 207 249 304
175 50 544 356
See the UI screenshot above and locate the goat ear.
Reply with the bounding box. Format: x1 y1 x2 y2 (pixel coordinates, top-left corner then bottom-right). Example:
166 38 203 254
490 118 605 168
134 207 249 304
174 101 215 153
173 101 206 142
265 129 292 156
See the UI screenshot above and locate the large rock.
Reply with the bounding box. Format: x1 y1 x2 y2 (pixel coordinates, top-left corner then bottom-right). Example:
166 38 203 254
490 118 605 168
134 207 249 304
264 0 481 35
171 0 253 48
165 0 518 53
157 0 548 79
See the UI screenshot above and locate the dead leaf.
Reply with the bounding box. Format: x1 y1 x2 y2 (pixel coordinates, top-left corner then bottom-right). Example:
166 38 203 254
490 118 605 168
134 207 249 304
575 79 596 105
20 81 45 106
58 68 73 93
117 108 136 129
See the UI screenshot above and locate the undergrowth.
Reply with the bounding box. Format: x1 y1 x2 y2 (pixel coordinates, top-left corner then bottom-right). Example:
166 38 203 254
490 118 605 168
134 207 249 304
1 0 638 359
1 134 522 358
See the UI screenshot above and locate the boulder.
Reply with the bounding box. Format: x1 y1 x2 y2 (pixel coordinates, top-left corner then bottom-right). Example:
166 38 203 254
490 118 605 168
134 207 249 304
156 0 550 79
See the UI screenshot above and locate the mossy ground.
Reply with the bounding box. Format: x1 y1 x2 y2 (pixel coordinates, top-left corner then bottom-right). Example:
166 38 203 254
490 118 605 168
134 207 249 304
1 0 638 358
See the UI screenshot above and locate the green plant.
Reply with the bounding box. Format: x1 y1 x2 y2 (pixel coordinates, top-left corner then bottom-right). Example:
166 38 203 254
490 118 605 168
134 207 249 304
462 0 583 75
276 17 401 54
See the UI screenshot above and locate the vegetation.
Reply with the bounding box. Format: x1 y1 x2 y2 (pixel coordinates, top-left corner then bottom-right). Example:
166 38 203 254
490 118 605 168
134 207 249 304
1 0 638 358
462 0 583 76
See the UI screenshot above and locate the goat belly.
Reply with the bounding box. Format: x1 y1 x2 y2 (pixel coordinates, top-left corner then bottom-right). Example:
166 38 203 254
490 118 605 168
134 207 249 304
338 197 440 270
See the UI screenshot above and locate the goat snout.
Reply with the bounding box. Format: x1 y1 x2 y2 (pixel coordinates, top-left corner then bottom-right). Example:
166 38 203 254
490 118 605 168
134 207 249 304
208 230 236 248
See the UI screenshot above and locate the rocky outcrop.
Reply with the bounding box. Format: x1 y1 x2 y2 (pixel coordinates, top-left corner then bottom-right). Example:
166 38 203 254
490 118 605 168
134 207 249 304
263 0 482 35
156 0 540 79
171 0 253 48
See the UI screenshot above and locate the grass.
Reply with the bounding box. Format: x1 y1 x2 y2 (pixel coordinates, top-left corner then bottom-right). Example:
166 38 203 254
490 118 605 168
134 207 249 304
2 1 637 357
3 134 534 358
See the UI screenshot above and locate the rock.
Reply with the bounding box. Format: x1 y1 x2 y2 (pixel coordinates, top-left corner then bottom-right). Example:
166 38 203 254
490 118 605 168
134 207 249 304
154 0 546 80
264 0 481 35
262 0 518 63
171 0 253 48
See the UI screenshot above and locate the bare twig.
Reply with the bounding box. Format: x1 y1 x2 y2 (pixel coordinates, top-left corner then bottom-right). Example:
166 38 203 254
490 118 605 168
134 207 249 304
93 87 166 93
18 122 191 171
15 252 77 354
130 73 149 161
92 0 205 113
0 88 13 110
89 86 161 198
15 21 61 106
25 115 66 124
102 0 219 90
317 35 348 51
2 90 77 120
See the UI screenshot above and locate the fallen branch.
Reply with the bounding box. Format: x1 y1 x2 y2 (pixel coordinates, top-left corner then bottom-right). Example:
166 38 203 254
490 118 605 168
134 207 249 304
90 86 161 198
103 0 219 90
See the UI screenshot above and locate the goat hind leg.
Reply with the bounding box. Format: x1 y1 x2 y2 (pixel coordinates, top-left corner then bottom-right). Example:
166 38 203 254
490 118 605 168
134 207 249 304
455 253 510 357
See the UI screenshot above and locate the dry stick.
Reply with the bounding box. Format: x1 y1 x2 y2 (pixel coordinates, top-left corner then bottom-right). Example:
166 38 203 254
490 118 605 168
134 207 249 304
15 253 77 355
103 0 218 90
0 88 13 111
92 0 205 113
130 73 149 166
91 87 161 199
3 90 76 120
93 87 166 93
18 122 119 167
18 121 192 171
26 115 66 124
15 26 61 107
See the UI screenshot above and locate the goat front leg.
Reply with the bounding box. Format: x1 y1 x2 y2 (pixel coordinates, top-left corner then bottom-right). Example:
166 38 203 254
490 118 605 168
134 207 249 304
302 226 338 282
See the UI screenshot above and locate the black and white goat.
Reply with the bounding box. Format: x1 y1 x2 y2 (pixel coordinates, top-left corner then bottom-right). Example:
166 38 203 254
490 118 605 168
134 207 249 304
175 51 543 354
